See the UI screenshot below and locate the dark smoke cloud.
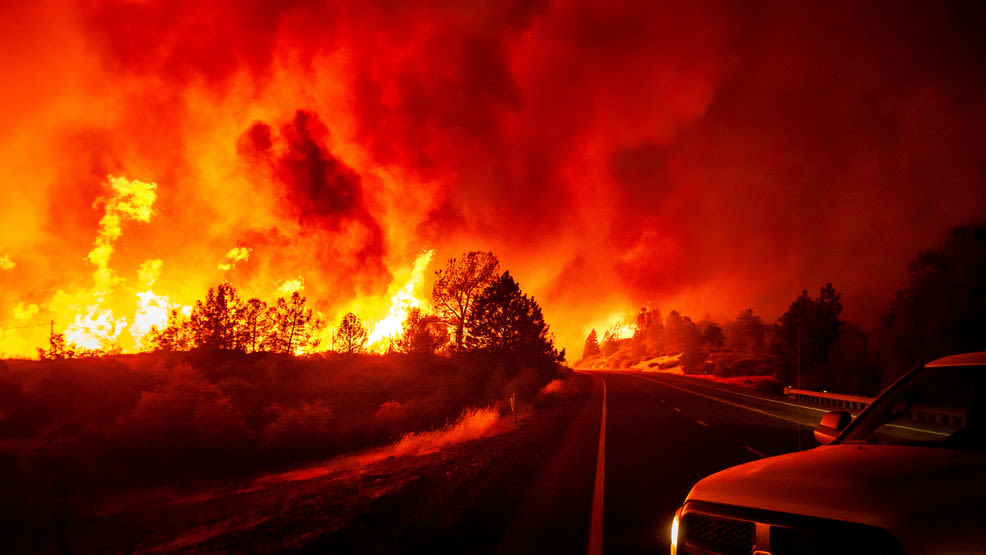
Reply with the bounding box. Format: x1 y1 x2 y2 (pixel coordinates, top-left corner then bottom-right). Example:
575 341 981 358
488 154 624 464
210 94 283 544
642 1 986 321
5 0 984 356
344 0 983 347
81 0 306 87
237 110 387 278
242 112 362 228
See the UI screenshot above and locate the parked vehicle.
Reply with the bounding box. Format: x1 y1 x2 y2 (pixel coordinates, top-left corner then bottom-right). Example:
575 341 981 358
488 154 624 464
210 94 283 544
671 352 986 554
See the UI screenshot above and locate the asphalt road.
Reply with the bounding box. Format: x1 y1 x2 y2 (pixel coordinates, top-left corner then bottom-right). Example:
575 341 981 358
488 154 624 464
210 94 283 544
595 371 823 554
377 369 829 554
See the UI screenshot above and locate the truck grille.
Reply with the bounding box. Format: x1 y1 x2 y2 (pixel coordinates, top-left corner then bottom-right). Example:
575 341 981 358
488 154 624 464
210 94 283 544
681 514 753 555
678 501 903 555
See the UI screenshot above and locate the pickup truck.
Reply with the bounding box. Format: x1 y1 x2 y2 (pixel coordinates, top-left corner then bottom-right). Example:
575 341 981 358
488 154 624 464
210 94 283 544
671 352 986 555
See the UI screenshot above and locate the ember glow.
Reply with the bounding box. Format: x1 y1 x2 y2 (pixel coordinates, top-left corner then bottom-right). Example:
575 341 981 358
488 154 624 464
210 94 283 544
1 1 984 358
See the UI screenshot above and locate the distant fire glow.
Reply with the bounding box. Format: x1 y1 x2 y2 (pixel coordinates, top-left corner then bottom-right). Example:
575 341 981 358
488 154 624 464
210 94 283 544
606 322 636 341
0 2 982 359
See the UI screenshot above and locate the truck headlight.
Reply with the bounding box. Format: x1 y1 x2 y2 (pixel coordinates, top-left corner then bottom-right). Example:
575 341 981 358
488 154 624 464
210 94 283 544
671 511 680 554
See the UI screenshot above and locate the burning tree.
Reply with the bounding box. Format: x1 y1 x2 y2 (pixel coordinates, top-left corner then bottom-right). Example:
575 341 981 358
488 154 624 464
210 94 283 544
149 309 195 352
601 330 620 356
189 283 243 351
240 298 273 354
635 307 664 355
582 329 601 359
38 331 74 360
336 312 368 354
432 251 500 351
394 308 447 354
268 292 316 355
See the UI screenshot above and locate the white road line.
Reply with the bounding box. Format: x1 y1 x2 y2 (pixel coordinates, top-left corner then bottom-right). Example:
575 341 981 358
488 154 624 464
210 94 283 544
588 375 607 555
632 374 817 426
744 445 767 458
697 420 709 428
653 374 828 413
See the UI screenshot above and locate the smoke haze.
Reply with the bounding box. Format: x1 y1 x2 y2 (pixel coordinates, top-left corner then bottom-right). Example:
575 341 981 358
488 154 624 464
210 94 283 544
1 0 984 356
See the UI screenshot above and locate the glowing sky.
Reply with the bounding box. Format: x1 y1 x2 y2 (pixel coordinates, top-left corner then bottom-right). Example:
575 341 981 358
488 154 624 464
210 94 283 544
1 1 984 357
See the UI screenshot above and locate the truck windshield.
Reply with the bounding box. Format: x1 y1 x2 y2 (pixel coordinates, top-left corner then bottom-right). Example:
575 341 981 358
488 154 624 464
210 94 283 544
840 365 986 450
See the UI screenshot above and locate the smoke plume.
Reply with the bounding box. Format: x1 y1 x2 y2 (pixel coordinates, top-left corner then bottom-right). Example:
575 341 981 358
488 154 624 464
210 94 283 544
1 0 984 356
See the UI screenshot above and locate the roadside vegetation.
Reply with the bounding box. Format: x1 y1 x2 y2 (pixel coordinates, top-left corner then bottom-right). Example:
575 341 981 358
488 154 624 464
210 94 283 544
579 223 986 395
0 352 529 492
2 250 569 543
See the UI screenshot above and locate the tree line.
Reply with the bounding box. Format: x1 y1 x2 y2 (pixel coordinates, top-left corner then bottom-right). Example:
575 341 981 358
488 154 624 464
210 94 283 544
581 222 986 394
580 283 866 392
149 285 322 355
407 251 565 378
39 250 566 380
38 284 327 359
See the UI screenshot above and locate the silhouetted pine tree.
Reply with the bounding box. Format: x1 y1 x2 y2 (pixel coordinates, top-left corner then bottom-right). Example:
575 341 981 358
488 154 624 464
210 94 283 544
583 328 601 359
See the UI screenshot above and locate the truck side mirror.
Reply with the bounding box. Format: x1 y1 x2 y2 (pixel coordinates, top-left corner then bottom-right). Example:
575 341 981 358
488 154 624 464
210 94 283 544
814 410 852 445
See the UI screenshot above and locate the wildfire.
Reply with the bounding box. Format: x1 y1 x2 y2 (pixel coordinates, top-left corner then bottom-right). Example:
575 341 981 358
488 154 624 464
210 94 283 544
276 277 305 297
582 312 638 345
59 176 161 352
366 249 435 351
129 260 170 350
607 321 636 341
218 247 252 272
0 169 439 358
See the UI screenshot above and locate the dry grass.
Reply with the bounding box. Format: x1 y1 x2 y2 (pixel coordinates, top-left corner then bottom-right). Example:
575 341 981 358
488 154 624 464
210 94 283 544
0 350 566 549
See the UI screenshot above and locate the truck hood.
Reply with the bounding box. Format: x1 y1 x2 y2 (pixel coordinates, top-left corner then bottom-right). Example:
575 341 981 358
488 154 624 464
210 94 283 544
686 444 986 552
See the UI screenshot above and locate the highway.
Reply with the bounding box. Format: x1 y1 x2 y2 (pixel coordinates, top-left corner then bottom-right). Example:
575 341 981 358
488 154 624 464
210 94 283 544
320 370 832 554
594 371 824 554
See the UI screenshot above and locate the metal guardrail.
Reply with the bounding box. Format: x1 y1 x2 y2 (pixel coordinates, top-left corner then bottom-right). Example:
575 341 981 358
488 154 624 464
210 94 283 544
784 387 965 427
784 388 872 412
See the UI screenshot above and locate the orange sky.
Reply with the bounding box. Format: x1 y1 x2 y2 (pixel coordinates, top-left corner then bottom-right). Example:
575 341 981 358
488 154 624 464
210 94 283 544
1 1 984 358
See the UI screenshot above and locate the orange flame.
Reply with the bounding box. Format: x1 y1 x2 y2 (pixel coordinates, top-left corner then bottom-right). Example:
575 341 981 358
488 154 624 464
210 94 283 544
366 249 435 352
129 260 170 350
0 164 437 358
59 175 160 352
218 247 251 272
